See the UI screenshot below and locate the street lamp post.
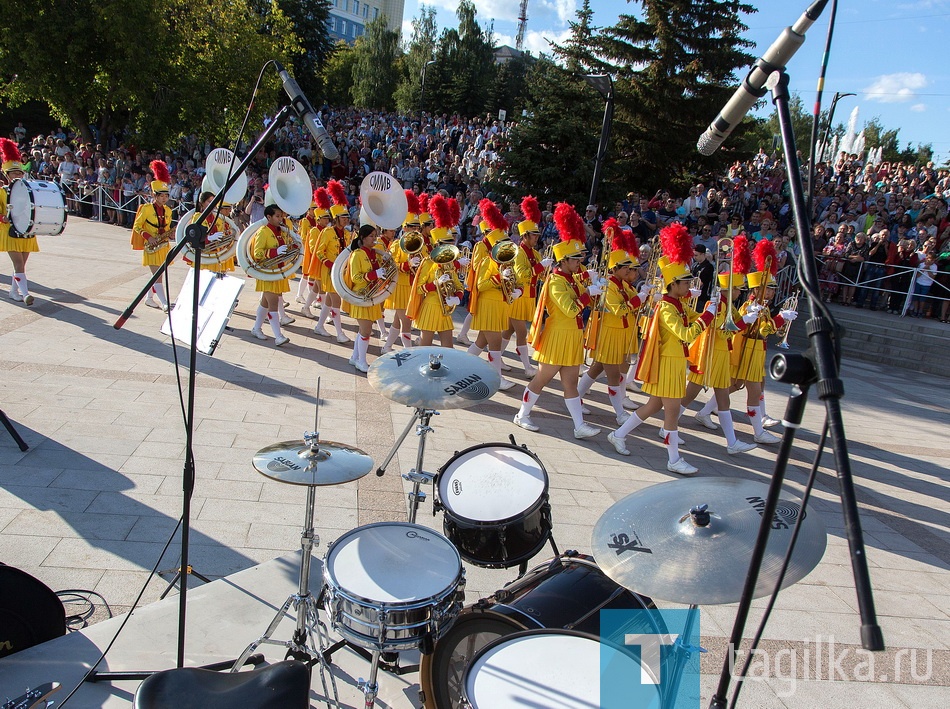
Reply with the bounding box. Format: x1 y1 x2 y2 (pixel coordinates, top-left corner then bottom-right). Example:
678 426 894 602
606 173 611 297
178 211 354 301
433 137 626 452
582 74 614 210
420 60 436 116
821 91 856 164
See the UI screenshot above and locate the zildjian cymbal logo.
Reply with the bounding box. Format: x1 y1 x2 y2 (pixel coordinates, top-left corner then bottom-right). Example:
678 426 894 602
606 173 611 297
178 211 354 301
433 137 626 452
608 531 653 556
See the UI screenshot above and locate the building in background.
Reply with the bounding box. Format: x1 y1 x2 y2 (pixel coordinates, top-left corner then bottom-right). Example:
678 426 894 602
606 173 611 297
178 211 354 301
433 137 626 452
327 0 405 43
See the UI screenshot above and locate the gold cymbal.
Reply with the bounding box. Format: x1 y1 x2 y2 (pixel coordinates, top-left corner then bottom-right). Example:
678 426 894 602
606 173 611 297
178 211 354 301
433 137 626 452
252 439 373 486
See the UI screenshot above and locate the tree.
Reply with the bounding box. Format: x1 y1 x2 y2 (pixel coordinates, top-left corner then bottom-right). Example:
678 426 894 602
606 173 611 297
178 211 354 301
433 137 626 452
349 15 402 110
428 0 495 116
322 42 358 107
273 0 336 102
744 92 818 160
485 54 531 118
393 7 438 114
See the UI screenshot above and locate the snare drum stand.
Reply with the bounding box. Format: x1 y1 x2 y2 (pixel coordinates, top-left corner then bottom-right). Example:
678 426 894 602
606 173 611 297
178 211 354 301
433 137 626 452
231 432 339 709
375 407 439 524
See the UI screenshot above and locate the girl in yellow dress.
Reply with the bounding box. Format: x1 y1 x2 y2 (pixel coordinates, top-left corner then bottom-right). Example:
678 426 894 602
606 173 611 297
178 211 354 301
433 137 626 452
188 189 236 274
312 180 351 342
345 224 388 372
513 203 602 439
305 188 332 317
249 204 294 346
607 223 718 474
0 139 36 304
381 191 424 353
132 160 174 310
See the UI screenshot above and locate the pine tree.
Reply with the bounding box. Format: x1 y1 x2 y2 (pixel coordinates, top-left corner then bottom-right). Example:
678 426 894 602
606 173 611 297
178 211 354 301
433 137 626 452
429 0 495 116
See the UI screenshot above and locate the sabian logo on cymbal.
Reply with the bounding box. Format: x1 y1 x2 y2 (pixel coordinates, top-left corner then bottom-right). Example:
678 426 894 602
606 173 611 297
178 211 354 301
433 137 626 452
268 456 303 472
745 496 806 530
608 531 652 556
445 374 489 400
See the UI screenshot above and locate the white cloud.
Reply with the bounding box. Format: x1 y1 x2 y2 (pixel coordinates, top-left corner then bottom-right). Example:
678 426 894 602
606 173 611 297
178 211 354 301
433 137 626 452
911 103 927 112
494 27 572 56
862 72 928 103
423 0 577 28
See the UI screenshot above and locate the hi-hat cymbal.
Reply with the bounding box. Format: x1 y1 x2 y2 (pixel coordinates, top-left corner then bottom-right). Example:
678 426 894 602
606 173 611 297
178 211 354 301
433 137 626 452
367 346 501 410
252 439 373 486
591 478 827 606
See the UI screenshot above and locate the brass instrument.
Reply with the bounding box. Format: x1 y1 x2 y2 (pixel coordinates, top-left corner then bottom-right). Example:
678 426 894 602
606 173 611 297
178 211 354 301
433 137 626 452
687 275 703 311
717 238 740 333
775 294 798 349
144 232 171 254
754 256 773 306
332 246 397 306
637 235 663 332
431 243 460 315
492 240 519 304
400 231 426 277
236 220 304 280
258 226 302 271
456 244 471 283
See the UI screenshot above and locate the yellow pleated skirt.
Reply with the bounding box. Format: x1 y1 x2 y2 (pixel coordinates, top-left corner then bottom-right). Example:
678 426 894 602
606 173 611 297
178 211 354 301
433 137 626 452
142 244 170 267
197 257 235 273
301 242 313 278
319 262 337 295
415 293 454 332
508 294 536 321
592 326 634 366
731 338 767 383
348 301 383 321
256 277 290 294
385 273 411 311
0 231 39 252
472 293 509 332
642 356 689 399
534 327 584 367
687 344 732 389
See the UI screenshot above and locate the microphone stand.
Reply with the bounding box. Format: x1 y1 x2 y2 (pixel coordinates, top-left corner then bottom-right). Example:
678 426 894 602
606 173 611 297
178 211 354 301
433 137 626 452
708 71 883 708
89 104 294 682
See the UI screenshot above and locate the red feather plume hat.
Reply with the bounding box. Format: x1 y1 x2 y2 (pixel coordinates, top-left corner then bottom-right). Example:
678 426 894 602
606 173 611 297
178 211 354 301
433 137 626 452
518 195 542 235
658 222 694 285
403 190 421 228
748 238 779 289
479 198 509 246
0 138 25 173
313 187 332 217
552 202 587 261
428 194 454 244
149 160 170 194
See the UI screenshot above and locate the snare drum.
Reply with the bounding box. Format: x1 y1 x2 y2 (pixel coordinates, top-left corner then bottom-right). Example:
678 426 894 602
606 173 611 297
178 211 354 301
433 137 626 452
436 443 552 568
323 521 465 653
419 553 666 709
463 629 662 709
9 180 66 237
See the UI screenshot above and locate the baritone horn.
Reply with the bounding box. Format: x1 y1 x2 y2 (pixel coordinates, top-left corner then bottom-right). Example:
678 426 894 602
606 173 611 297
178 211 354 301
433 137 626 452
775 294 798 349
174 207 239 265
331 245 398 307
430 243 460 315
236 220 303 281
491 240 519 303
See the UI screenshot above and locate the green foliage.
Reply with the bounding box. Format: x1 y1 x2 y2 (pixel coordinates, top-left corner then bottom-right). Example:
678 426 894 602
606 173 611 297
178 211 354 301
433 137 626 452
274 0 336 102
394 7 438 114
426 0 496 116
350 15 401 110
746 92 817 160
322 42 358 107
485 54 530 118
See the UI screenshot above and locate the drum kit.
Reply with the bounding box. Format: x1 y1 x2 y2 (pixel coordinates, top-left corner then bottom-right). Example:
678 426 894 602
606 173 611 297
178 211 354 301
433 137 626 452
236 362 829 708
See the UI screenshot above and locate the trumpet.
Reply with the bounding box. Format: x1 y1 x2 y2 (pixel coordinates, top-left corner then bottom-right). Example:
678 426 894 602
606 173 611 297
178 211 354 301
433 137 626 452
431 243 460 315
775 294 798 349
492 240 519 304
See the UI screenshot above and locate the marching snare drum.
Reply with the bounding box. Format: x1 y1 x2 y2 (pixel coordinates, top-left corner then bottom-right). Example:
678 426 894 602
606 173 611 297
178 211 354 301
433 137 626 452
436 442 552 569
9 180 66 237
419 552 666 709
323 521 465 653
462 629 662 709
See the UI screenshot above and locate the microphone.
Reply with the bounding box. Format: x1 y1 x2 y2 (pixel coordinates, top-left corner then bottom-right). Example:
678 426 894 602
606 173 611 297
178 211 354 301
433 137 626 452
697 0 828 156
275 61 340 162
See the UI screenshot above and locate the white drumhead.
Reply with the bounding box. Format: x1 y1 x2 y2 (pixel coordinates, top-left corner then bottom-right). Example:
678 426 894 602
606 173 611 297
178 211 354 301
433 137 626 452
326 522 460 603
466 632 660 708
438 446 546 522
10 180 65 235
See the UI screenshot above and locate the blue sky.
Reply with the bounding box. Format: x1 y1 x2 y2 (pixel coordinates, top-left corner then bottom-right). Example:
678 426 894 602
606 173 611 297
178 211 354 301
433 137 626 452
402 0 950 162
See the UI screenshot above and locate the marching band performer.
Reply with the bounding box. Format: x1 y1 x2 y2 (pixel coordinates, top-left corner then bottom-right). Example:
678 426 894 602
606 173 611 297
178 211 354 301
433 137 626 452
345 223 388 372
132 160 174 311
681 235 757 454
249 203 294 346
501 196 553 377
372 221 397 342
455 219 490 346
466 199 522 390
380 191 424 353
577 221 652 423
295 191 318 305
312 180 351 343
513 203 601 439
418 193 434 244
407 195 463 348
727 239 797 444
304 188 332 316
0 138 36 305
607 223 718 475
188 189 235 273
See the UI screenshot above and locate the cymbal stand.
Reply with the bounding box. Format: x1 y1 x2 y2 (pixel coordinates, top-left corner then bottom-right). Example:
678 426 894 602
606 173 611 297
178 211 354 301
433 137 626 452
358 651 382 709
230 428 339 709
375 407 440 524
663 604 703 708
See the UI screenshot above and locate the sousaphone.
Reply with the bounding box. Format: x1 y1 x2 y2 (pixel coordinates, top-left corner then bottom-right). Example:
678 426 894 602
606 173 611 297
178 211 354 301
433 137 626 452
359 171 407 230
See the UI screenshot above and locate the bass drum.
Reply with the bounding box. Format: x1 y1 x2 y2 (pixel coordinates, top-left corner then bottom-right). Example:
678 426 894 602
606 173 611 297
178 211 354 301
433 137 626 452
418 552 667 709
9 180 66 237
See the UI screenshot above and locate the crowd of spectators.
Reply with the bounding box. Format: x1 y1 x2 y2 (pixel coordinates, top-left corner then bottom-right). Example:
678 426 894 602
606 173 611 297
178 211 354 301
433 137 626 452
6 112 949 323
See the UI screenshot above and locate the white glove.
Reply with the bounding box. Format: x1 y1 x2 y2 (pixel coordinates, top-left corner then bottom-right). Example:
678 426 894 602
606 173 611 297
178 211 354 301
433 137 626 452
206 231 223 242
501 267 513 278
746 302 765 315
586 269 599 281
587 284 604 297
437 273 452 284
446 296 461 307
511 288 523 300
638 283 653 301
458 257 471 267
375 267 388 278
652 290 663 303
409 256 421 267
742 310 760 324
276 245 289 256
689 287 702 299
779 309 798 322
705 300 718 315
540 257 554 269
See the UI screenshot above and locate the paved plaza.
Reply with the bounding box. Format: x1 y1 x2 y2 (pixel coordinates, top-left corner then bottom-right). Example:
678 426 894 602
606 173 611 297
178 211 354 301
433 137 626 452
0 217 947 707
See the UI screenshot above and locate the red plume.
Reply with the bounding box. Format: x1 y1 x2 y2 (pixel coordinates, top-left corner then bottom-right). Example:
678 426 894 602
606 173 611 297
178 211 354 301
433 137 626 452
405 190 420 215
149 159 170 184
314 187 332 211
624 235 641 261
520 195 541 225
753 238 778 275
602 218 622 251
553 202 585 243
659 223 693 266
479 198 508 233
327 180 347 206
0 138 23 164
732 235 752 274
430 194 452 229
418 193 430 214
448 198 461 226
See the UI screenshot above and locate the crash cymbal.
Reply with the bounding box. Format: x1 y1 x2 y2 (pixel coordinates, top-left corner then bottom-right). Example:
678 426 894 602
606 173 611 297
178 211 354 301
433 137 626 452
368 346 501 410
253 438 373 486
591 478 827 605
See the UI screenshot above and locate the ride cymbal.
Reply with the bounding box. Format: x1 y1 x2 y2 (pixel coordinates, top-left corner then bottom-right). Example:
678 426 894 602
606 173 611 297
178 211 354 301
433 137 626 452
591 478 827 605
252 439 373 486
368 347 501 410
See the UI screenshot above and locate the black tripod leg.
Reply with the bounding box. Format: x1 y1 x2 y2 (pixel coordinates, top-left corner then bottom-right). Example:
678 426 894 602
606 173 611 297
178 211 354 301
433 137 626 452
0 410 29 452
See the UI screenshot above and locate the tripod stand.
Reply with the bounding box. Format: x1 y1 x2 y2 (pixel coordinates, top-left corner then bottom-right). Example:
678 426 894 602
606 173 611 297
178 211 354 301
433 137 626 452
375 407 439 524
0 408 28 452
